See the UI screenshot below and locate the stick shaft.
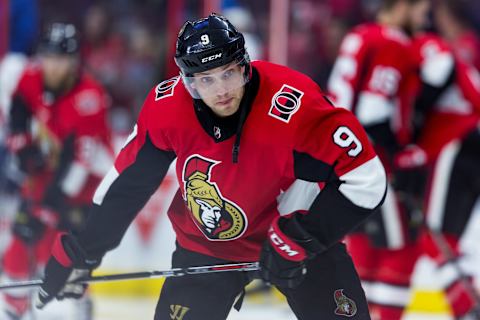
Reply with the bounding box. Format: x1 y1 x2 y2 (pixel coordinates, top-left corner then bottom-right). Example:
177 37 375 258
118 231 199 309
0 262 259 290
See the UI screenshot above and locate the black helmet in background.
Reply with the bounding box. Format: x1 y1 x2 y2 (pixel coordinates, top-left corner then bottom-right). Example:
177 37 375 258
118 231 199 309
38 23 80 55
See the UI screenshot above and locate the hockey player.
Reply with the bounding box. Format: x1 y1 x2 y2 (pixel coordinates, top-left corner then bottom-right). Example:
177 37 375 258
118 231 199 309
34 14 386 320
1 23 112 319
396 18 480 320
327 0 430 318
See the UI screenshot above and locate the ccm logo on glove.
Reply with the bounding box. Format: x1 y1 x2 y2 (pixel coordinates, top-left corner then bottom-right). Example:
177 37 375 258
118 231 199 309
268 225 307 262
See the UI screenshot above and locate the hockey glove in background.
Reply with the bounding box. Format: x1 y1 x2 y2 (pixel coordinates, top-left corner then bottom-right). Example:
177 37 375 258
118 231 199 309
259 213 324 288
16 143 47 175
13 206 46 245
35 233 99 309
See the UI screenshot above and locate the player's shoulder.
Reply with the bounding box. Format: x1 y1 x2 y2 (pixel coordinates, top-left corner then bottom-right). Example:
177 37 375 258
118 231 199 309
413 32 451 54
252 61 339 129
354 23 410 47
18 61 41 84
78 71 108 93
340 23 389 53
15 61 42 95
138 75 191 121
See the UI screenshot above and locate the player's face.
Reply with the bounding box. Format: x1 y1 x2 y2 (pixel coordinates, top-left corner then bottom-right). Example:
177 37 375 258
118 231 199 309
407 0 431 34
41 54 78 91
192 62 246 117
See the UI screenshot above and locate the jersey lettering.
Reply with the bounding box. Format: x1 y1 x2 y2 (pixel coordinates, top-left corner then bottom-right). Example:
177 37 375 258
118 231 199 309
333 126 363 157
369 66 401 96
200 34 210 45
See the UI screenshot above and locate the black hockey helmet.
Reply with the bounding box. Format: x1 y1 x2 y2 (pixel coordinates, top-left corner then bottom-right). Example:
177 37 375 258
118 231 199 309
174 13 250 77
38 23 80 55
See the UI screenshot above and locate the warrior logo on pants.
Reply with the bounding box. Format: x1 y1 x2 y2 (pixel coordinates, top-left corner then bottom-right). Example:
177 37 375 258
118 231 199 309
334 289 357 317
182 154 247 240
170 304 189 320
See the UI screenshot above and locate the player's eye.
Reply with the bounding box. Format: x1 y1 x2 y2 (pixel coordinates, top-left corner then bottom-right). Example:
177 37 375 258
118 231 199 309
222 69 235 80
200 76 214 85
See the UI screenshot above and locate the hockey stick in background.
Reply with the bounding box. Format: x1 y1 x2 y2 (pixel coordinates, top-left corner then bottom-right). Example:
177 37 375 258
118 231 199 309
0 262 260 291
428 228 480 319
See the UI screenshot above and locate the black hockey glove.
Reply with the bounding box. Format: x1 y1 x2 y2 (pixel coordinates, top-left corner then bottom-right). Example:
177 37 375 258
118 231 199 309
12 209 46 245
16 144 47 174
35 233 99 309
259 213 324 288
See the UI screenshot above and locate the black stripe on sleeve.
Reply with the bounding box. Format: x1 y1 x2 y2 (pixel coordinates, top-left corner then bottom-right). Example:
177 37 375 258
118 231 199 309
77 133 175 259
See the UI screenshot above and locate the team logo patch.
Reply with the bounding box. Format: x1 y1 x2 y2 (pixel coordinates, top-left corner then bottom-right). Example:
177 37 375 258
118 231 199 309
334 289 357 317
75 90 102 115
182 155 247 240
155 76 180 101
268 84 304 123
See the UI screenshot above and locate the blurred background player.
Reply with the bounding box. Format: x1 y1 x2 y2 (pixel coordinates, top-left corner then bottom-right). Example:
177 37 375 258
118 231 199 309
434 0 480 71
0 23 113 319
395 0 480 316
327 0 430 318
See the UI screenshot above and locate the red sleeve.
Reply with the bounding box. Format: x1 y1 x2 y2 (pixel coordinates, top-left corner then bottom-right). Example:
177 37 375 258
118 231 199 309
282 99 387 249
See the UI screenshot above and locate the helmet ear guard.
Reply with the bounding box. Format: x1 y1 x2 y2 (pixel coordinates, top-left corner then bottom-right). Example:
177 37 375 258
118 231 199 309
174 13 251 98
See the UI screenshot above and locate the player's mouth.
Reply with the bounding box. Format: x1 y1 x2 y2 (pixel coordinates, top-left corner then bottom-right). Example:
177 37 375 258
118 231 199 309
216 97 233 106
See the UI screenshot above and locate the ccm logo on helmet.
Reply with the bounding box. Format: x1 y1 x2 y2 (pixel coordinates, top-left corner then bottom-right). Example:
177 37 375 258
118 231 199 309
201 52 222 63
269 231 299 257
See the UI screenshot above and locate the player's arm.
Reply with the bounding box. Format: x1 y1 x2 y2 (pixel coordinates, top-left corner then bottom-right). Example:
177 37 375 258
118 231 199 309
35 95 176 308
293 107 386 248
413 44 455 138
6 90 46 174
41 89 113 229
260 105 386 288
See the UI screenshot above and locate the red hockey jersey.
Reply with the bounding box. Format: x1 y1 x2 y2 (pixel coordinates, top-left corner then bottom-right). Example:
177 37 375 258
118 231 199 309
82 61 386 262
10 63 112 204
328 23 417 146
411 33 480 160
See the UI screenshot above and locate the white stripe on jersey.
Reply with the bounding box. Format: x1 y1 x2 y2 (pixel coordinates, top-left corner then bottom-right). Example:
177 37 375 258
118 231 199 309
382 183 405 248
361 281 412 307
356 92 395 126
421 52 454 87
61 161 89 197
276 179 321 215
93 167 120 205
426 140 461 230
339 156 386 209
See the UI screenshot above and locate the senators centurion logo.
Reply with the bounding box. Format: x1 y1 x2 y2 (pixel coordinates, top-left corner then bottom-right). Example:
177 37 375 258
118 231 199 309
333 289 357 317
182 155 247 241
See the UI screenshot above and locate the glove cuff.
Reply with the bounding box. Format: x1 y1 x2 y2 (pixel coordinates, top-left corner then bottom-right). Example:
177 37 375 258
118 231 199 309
268 215 308 262
51 233 100 269
52 232 73 267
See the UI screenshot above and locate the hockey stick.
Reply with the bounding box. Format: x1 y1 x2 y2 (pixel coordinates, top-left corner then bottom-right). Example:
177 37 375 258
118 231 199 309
0 262 260 290
428 228 480 319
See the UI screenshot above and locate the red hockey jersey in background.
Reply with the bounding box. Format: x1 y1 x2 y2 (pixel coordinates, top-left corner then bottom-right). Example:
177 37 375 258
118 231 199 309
328 23 417 147
411 33 480 161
